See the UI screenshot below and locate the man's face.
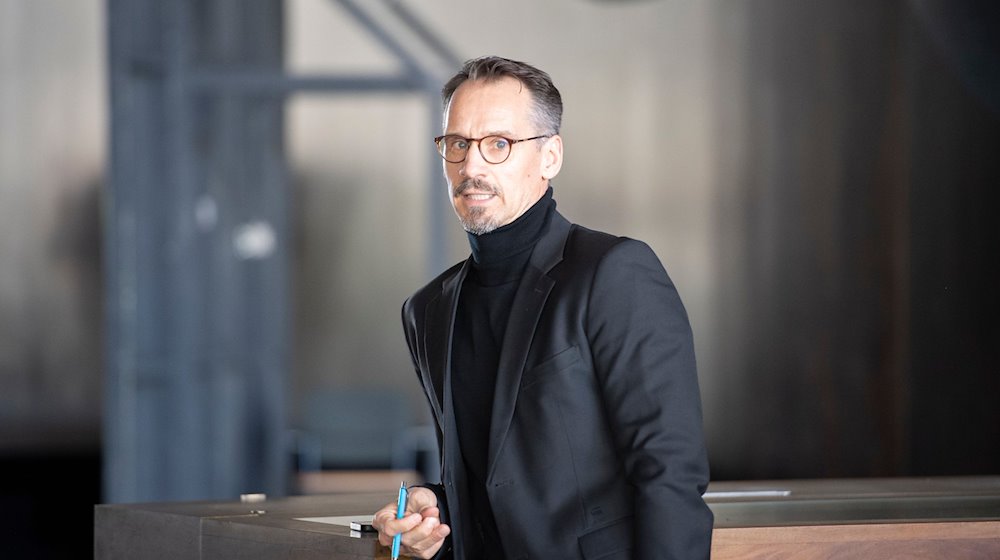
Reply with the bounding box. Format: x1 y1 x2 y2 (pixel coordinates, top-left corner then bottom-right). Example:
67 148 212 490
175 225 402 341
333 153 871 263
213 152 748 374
441 76 562 234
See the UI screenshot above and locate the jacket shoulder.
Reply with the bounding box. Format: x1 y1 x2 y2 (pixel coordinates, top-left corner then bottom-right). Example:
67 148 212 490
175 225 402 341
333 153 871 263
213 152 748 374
564 223 633 263
560 224 668 285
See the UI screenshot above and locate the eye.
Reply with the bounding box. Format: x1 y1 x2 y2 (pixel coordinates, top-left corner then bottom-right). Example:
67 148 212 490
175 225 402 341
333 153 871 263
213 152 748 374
449 137 469 150
489 137 510 151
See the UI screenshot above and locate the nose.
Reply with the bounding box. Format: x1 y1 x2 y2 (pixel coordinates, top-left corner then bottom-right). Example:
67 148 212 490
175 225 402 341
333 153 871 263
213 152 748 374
459 139 490 177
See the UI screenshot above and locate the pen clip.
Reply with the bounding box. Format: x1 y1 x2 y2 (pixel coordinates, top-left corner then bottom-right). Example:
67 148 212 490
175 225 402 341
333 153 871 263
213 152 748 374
396 481 408 517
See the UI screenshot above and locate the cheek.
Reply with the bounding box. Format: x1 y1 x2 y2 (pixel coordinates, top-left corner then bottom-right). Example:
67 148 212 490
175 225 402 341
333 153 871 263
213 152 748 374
444 169 461 190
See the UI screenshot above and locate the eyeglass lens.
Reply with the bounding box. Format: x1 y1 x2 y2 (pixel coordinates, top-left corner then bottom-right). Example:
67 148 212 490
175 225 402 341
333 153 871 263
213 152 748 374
439 135 513 164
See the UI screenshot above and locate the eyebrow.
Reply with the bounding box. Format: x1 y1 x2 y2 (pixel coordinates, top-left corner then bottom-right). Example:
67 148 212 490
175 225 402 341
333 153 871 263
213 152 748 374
445 130 517 138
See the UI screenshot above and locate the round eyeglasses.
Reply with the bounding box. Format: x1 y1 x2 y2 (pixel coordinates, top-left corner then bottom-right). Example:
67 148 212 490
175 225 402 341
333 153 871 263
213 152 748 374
433 134 550 164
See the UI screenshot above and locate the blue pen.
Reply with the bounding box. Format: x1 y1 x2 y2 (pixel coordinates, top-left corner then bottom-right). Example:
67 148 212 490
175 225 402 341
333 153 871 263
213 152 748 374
392 481 407 560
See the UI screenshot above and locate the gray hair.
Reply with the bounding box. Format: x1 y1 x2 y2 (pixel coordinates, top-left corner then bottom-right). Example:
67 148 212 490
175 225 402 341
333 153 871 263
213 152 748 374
441 56 563 136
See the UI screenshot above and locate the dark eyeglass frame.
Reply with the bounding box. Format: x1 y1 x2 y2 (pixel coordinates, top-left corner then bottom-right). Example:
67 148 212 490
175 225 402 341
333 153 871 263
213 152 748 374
433 134 550 164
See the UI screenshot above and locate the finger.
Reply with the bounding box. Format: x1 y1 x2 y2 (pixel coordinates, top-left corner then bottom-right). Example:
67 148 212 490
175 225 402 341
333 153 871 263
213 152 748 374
403 519 450 558
406 487 438 511
399 515 439 546
373 508 394 529
375 512 422 546
417 506 440 519
372 505 400 539
372 504 395 546
405 517 449 545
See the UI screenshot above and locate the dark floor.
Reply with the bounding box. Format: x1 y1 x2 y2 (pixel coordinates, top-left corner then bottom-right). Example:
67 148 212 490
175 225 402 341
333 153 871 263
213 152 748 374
0 450 101 559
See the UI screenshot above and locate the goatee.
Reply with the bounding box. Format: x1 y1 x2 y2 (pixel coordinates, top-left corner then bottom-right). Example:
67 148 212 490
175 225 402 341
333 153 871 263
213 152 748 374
455 178 502 235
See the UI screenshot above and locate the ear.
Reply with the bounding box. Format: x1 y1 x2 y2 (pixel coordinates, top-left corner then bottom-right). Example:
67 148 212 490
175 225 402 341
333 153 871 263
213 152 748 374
540 134 563 180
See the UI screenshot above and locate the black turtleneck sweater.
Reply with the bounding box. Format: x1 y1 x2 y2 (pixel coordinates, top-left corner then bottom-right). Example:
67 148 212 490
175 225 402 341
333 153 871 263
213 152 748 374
451 187 555 559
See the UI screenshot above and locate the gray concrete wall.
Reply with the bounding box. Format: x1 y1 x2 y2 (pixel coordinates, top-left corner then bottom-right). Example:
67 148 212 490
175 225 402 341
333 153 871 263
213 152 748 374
2 0 998 481
0 0 105 450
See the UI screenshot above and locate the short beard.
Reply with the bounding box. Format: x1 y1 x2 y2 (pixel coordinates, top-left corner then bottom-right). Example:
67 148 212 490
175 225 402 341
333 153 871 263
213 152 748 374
460 207 501 235
454 178 502 235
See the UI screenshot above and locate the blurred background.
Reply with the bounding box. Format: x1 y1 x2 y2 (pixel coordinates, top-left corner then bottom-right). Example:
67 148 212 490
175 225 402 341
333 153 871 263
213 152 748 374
1 0 998 557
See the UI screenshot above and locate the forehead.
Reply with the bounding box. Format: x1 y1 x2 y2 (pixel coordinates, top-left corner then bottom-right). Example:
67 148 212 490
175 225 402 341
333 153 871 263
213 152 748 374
444 76 535 134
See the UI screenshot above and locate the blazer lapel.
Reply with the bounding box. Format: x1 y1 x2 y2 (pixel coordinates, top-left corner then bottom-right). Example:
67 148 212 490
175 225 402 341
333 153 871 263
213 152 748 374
423 260 470 421
486 212 572 479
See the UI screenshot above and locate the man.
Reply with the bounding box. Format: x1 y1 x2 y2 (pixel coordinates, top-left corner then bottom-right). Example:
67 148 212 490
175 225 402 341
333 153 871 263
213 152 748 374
373 56 713 559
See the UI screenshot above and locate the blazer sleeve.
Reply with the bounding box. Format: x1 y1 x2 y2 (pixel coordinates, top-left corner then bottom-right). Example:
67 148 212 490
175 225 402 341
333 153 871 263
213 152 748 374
585 238 713 559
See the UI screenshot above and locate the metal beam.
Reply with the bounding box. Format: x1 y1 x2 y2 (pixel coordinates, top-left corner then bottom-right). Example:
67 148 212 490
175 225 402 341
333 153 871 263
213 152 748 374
105 0 290 503
186 70 425 95
105 0 460 503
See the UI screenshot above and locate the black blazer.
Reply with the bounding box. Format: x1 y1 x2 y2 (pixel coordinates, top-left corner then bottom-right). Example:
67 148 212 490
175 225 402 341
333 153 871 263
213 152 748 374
402 211 713 560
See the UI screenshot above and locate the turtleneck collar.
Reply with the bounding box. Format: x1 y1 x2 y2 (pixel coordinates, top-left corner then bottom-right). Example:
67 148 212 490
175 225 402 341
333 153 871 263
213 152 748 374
466 186 555 285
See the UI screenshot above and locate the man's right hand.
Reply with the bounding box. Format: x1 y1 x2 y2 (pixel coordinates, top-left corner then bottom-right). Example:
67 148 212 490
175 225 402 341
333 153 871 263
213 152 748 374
372 486 451 559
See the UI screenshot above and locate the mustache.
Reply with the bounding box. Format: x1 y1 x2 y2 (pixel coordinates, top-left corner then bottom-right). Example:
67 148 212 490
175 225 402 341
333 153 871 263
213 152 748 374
454 178 501 197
